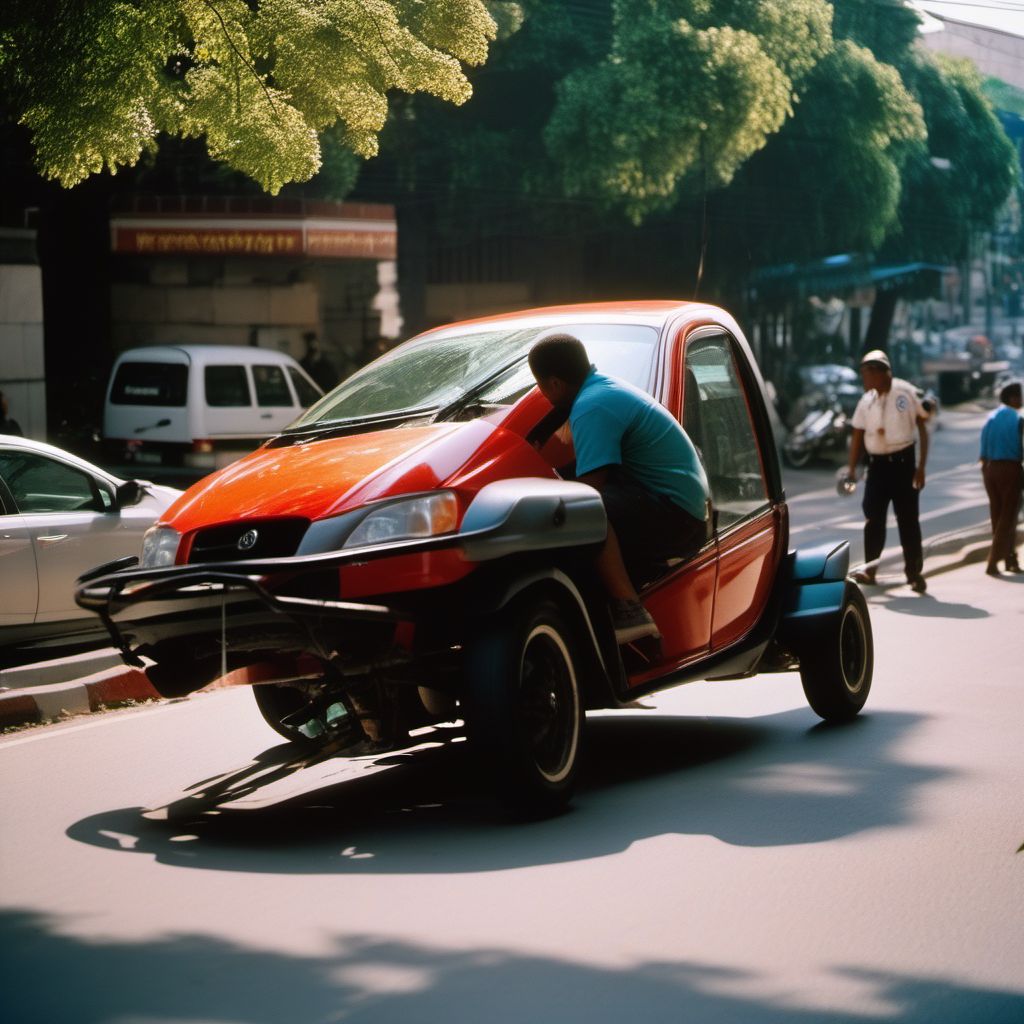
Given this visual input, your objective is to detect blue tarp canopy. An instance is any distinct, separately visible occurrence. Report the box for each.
[748,254,951,299]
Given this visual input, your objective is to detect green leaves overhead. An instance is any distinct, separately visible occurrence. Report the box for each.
[1,0,500,192]
[545,0,833,220]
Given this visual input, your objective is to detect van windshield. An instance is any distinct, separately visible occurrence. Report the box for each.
[288,323,660,429]
[111,362,188,407]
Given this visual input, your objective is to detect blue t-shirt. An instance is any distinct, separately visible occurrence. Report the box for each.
[980,404,1023,461]
[570,369,709,520]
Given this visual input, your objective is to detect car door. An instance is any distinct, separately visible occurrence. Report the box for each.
[682,330,779,651]
[0,472,38,626]
[252,363,300,434]
[0,450,132,622]
[202,363,257,438]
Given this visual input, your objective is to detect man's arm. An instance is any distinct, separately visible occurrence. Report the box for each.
[914,416,928,490]
[846,428,865,480]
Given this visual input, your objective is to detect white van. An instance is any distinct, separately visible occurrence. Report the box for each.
[103,345,324,471]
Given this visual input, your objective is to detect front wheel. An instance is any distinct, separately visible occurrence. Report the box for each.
[253,684,324,746]
[799,583,873,722]
[462,598,584,815]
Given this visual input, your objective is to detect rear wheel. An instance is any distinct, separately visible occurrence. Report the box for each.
[799,583,873,721]
[783,438,814,469]
[462,598,584,815]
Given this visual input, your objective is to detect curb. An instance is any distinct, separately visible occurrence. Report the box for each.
[0,656,317,731]
[0,664,160,729]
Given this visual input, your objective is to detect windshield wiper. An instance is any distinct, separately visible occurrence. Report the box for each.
[431,355,530,424]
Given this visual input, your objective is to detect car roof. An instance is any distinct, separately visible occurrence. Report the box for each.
[0,433,123,485]
[416,300,719,338]
[115,345,300,366]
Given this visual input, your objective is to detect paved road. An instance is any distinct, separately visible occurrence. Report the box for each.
[2,554,1022,1023]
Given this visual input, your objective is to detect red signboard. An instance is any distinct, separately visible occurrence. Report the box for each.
[111,221,397,260]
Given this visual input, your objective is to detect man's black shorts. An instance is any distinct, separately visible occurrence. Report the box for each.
[596,468,707,587]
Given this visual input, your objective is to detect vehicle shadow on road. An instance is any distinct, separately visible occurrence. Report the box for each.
[3,910,1023,1024]
[66,707,949,876]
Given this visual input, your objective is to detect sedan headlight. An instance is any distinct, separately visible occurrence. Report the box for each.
[343,492,459,548]
[141,525,182,567]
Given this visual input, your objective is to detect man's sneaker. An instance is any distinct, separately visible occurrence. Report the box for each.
[851,569,876,585]
[611,599,661,644]
[909,574,927,593]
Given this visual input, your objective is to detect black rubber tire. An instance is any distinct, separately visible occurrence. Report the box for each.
[783,440,814,469]
[462,598,584,815]
[799,583,873,722]
[252,684,323,746]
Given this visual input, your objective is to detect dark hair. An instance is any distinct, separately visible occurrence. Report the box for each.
[1000,381,1022,404]
[302,330,317,344]
[528,333,591,388]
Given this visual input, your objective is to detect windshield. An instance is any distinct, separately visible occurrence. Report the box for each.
[289,323,660,430]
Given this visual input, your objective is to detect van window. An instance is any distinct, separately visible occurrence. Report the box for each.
[205,365,252,407]
[110,362,188,406]
[287,367,322,408]
[253,365,293,407]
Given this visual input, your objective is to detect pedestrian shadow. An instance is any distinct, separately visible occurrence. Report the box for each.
[66,706,950,876]
[3,910,1023,1024]
[874,593,989,619]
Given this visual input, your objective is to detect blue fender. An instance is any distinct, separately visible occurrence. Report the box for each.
[781,541,850,628]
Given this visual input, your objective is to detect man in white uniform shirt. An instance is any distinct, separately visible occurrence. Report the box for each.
[843,349,930,592]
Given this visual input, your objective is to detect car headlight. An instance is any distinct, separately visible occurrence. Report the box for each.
[343,492,459,548]
[141,525,182,567]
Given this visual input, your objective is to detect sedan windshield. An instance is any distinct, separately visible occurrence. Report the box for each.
[288,323,660,430]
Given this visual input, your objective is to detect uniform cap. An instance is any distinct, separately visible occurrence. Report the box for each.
[860,349,891,370]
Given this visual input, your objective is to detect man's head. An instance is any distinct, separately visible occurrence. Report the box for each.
[302,331,319,356]
[859,349,892,392]
[528,333,591,410]
[999,380,1022,409]
[0,390,8,417]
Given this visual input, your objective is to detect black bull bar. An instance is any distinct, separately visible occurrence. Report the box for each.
[74,480,609,696]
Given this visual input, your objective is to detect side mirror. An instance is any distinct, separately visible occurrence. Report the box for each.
[115,479,145,509]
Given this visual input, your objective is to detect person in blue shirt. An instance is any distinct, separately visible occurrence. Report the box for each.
[528,333,709,643]
[980,380,1023,575]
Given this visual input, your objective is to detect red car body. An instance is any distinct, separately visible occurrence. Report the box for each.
[78,302,872,811]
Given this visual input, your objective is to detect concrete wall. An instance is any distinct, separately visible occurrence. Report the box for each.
[0,231,45,439]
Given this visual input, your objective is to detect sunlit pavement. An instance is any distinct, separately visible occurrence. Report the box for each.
[1,550,1022,1022]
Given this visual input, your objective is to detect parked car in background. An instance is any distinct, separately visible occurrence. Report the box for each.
[103,345,324,473]
[78,301,874,813]
[0,436,180,666]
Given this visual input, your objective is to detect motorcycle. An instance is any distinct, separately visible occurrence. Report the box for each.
[783,398,850,469]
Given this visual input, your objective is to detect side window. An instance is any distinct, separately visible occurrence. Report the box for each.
[205,365,252,407]
[683,334,768,530]
[0,452,103,513]
[253,364,294,407]
[287,366,322,408]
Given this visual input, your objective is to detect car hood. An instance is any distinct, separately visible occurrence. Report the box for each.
[163,422,495,533]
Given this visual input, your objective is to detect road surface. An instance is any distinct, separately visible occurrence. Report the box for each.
[2,556,1022,1022]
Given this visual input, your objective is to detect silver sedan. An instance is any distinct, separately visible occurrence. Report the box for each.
[0,435,180,665]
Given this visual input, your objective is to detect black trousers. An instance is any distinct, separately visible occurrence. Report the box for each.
[598,469,707,589]
[862,445,923,579]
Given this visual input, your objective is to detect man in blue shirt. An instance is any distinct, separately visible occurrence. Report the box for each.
[528,333,709,643]
[980,380,1023,575]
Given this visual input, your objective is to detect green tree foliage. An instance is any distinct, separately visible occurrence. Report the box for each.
[0,0,500,193]
[727,39,926,265]
[889,55,1018,262]
[544,0,834,221]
